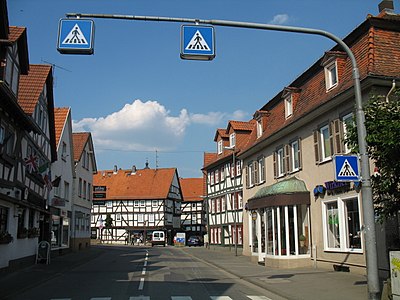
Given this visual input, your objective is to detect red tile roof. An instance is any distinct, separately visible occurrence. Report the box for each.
[8,26,24,43]
[180,178,203,202]
[93,168,178,200]
[54,107,70,148]
[72,132,90,162]
[18,64,52,115]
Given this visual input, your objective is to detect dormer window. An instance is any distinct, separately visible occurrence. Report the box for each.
[321,51,346,92]
[229,133,236,148]
[253,110,269,139]
[256,119,262,138]
[217,140,223,154]
[285,94,293,119]
[324,60,338,90]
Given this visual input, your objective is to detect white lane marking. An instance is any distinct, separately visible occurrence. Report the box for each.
[247,296,272,300]
[142,268,146,275]
[171,297,193,300]
[144,260,148,267]
[129,296,150,300]
[210,297,233,300]
[138,277,145,290]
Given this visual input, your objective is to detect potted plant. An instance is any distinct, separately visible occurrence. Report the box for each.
[0,231,13,244]
[299,234,306,247]
[17,227,28,239]
[28,227,40,238]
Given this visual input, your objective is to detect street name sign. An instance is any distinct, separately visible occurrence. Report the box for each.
[57,18,95,54]
[181,25,215,60]
[334,155,360,181]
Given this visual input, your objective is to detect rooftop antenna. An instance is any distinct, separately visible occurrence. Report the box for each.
[41,59,72,87]
[155,149,159,170]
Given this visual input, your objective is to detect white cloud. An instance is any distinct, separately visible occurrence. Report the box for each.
[269,14,290,25]
[72,99,250,152]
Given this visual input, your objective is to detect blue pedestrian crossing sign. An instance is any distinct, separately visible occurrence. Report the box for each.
[57,19,95,54]
[181,25,215,61]
[334,155,360,181]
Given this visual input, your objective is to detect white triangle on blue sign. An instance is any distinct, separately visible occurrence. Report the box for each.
[185,30,210,51]
[62,24,88,45]
[338,159,357,177]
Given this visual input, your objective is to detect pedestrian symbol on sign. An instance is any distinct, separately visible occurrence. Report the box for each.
[338,159,357,177]
[62,24,88,45]
[185,30,210,51]
[334,155,360,181]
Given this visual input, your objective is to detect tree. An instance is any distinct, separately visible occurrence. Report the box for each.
[346,88,400,219]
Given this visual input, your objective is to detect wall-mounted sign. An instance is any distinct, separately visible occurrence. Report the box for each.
[94,186,106,192]
[93,200,105,205]
[93,193,106,198]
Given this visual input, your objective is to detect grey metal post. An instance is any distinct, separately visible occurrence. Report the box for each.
[66,13,380,299]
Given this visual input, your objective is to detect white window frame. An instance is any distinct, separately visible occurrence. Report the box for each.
[256,119,263,138]
[319,125,331,161]
[220,165,225,181]
[134,200,139,207]
[258,156,265,183]
[321,195,363,253]
[247,162,254,187]
[229,133,236,148]
[290,140,300,172]
[152,200,158,207]
[277,148,285,177]
[325,60,338,90]
[342,113,353,154]
[217,140,223,154]
[285,94,293,118]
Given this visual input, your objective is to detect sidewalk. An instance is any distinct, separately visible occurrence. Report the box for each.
[0,244,370,300]
[181,246,369,300]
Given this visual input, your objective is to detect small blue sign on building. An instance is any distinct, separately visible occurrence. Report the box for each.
[181,25,215,61]
[57,19,95,54]
[334,155,360,182]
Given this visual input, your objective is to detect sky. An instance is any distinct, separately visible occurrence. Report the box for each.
[8,0,396,178]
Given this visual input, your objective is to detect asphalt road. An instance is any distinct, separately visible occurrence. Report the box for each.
[7,245,275,300]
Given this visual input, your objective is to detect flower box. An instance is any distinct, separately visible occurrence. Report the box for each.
[0,231,13,244]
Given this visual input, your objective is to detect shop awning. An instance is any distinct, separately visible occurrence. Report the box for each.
[247,176,310,210]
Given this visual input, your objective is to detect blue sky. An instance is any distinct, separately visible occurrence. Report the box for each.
[8,0,394,178]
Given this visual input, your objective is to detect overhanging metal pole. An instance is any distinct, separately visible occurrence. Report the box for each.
[66,13,380,298]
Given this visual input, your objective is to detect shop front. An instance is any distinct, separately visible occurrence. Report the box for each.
[247,177,311,268]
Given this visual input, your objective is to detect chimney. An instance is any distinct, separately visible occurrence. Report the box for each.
[379,0,394,13]
[131,165,137,175]
[113,165,118,174]
[144,160,150,169]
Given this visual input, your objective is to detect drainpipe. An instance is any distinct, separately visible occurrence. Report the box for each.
[386,80,396,103]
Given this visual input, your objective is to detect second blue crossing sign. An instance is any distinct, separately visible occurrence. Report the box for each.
[181,25,215,61]
[57,19,95,54]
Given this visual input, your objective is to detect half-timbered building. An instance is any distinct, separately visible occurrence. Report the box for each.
[91,166,182,245]
[179,177,205,238]
[203,120,254,249]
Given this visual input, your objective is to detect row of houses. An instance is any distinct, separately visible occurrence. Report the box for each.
[90,166,205,245]
[203,3,400,276]
[0,0,97,272]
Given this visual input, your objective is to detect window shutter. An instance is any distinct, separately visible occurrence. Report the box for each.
[313,130,320,163]
[273,151,277,178]
[284,144,290,174]
[254,160,259,184]
[333,118,343,154]
[329,122,334,156]
[298,138,302,170]
[245,165,249,188]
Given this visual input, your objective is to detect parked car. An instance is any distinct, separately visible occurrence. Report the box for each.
[187,235,203,247]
